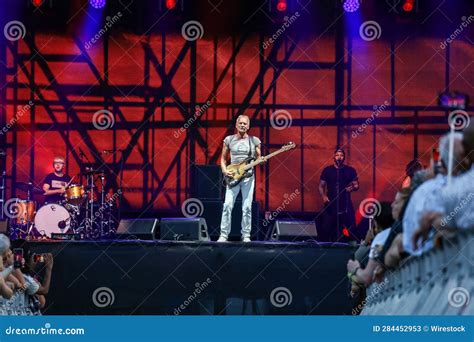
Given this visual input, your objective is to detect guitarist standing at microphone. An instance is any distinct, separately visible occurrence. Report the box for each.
[218,115,262,242]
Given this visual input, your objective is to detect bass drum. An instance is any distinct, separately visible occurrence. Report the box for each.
[34,203,71,237]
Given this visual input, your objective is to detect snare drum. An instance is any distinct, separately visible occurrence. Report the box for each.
[65,184,85,205]
[12,200,36,225]
[34,203,71,237]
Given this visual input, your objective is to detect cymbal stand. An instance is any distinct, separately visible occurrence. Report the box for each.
[26,181,34,201]
[25,182,36,239]
[99,172,105,238]
[85,171,96,239]
[118,150,124,223]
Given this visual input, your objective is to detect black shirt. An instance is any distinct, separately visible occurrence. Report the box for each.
[43,173,71,203]
[320,165,358,213]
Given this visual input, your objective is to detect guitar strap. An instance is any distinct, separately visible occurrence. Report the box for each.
[245,136,255,178]
[247,135,254,159]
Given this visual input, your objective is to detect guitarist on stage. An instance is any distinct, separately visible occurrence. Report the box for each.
[218,115,262,242]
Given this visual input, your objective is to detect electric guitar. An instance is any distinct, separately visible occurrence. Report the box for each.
[224,142,296,188]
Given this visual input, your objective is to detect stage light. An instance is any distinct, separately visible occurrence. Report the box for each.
[439,91,469,110]
[90,0,106,9]
[276,0,287,12]
[31,0,44,7]
[165,0,176,10]
[402,0,414,12]
[343,0,360,13]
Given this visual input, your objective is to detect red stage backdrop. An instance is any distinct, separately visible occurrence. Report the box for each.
[3,32,474,214]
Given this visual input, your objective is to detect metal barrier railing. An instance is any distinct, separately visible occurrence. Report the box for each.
[361,228,473,315]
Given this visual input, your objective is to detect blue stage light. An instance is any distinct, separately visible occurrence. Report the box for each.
[90,0,106,9]
[343,0,360,13]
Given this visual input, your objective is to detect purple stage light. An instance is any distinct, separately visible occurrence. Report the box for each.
[90,0,106,9]
[343,0,360,13]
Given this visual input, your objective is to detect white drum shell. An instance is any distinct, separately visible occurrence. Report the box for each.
[34,204,71,237]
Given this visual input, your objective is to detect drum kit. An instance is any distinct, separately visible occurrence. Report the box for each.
[7,168,117,241]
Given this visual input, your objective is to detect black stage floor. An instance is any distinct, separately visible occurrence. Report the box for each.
[27,240,355,315]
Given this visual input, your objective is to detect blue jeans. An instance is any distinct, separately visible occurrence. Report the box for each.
[219,175,254,239]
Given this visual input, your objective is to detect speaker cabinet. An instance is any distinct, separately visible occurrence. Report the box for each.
[271,220,318,242]
[160,218,210,242]
[191,165,224,200]
[116,218,159,240]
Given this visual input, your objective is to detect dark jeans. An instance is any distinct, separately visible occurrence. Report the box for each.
[321,204,356,242]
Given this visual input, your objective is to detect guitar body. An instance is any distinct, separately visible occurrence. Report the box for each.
[224,157,254,188]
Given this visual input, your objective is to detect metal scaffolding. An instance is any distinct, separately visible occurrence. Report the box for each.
[1,13,471,213]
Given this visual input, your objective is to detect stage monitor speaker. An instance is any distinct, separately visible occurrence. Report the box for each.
[116,218,158,240]
[191,165,224,200]
[272,220,318,242]
[160,218,210,242]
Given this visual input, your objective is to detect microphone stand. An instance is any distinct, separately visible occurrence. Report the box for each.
[78,149,95,238]
[79,150,84,186]
[0,171,5,220]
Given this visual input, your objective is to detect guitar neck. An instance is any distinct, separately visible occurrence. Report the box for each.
[244,148,287,170]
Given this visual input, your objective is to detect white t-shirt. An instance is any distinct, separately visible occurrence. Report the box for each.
[439,166,474,230]
[23,274,40,296]
[368,229,391,259]
[402,174,445,256]
[223,135,261,164]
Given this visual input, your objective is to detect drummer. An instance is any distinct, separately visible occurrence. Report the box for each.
[42,156,71,204]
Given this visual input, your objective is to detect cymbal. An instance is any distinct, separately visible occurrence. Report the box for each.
[15,182,44,194]
[80,167,108,175]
